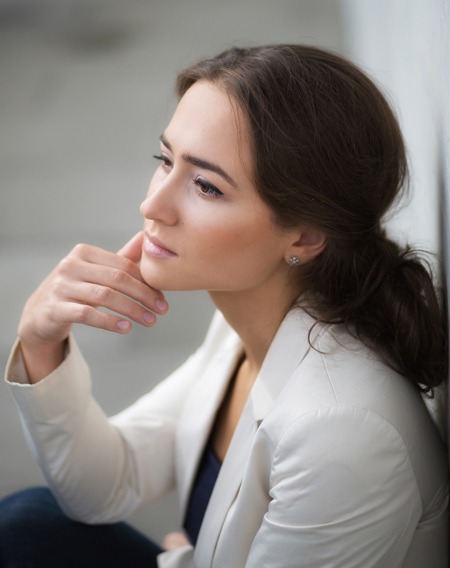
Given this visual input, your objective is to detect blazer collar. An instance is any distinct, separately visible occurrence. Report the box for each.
[249,307,316,422]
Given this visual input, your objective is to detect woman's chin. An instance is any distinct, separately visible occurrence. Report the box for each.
[140,264,168,291]
[139,260,213,292]
[139,265,185,292]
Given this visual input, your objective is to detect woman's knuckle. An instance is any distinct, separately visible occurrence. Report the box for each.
[74,304,92,322]
[110,268,125,285]
[123,258,136,272]
[56,257,69,272]
[71,243,89,258]
[49,274,65,297]
[57,256,79,277]
[94,285,111,302]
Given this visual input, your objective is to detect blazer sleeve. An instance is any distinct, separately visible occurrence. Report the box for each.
[4,334,207,524]
[245,406,446,568]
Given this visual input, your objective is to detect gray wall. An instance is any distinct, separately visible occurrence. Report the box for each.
[0,0,344,542]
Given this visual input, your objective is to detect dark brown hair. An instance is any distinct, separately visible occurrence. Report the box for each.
[176,45,447,393]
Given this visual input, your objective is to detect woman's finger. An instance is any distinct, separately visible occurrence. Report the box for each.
[66,281,158,327]
[65,302,150,334]
[67,243,143,283]
[117,231,144,263]
[57,256,167,315]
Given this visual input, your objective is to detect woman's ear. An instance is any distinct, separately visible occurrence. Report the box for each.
[286,227,327,264]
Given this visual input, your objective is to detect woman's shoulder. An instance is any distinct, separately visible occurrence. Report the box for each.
[260,318,448,505]
[273,319,440,437]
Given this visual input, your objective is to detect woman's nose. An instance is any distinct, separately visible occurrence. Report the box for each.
[140,179,178,226]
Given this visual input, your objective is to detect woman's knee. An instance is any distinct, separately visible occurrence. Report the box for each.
[0,487,163,567]
[0,487,64,533]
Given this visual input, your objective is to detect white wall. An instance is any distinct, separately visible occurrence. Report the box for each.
[341,0,448,253]
[340,0,450,439]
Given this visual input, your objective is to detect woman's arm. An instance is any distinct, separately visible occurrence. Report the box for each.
[6,300,228,525]
[4,232,179,520]
[5,332,206,524]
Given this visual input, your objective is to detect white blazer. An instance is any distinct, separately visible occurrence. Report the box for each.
[5,309,449,567]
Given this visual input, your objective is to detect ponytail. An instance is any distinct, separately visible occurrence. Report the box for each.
[299,232,448,393]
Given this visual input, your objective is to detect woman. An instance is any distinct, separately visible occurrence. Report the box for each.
[1,45,448,567]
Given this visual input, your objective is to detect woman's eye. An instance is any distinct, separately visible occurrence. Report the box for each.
[193,176,224,198]
[152,153,172,169]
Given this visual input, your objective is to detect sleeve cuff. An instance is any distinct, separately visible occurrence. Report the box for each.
[4,337,31,385]
[3,334,91,423]
[4,337,71,386]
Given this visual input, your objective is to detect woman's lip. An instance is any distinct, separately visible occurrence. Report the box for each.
[143,233,177,258]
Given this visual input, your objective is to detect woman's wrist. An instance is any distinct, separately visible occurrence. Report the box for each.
[19,337,67,384]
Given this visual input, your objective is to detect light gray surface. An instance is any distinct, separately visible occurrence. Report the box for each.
[0,0,344,543]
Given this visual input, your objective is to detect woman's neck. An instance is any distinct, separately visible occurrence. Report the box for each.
[209,279,298,373]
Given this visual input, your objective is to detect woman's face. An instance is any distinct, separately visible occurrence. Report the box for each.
[140,80,298,293]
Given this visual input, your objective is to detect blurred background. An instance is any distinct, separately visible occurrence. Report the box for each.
[1,0,449,544]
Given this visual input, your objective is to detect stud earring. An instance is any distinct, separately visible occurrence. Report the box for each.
[287,255,300,266]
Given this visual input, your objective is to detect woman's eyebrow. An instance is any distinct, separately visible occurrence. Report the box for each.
[159,133,237,188]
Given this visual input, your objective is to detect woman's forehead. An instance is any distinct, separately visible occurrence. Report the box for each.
[164,81,253,180]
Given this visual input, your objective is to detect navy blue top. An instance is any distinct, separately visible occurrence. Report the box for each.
[183,441,222,545]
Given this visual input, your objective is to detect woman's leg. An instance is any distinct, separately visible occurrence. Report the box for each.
[0,487,163,568]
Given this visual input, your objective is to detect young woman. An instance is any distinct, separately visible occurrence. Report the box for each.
[1,45,448,568]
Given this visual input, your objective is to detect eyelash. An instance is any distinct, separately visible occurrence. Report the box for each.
[152,153,172,168]
[193,176,224,198]
[152,154,224,199]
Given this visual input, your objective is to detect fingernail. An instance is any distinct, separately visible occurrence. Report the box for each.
[156,299,168,313]
[117,320,131,331]
[143,311,156,324]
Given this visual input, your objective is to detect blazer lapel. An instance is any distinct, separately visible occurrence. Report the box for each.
[176,332,243,518]
[195,308,316,566]
[195,396,257,566]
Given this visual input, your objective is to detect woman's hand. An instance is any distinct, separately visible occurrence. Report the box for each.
[162,531,191,551]
[18,232,168,382]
